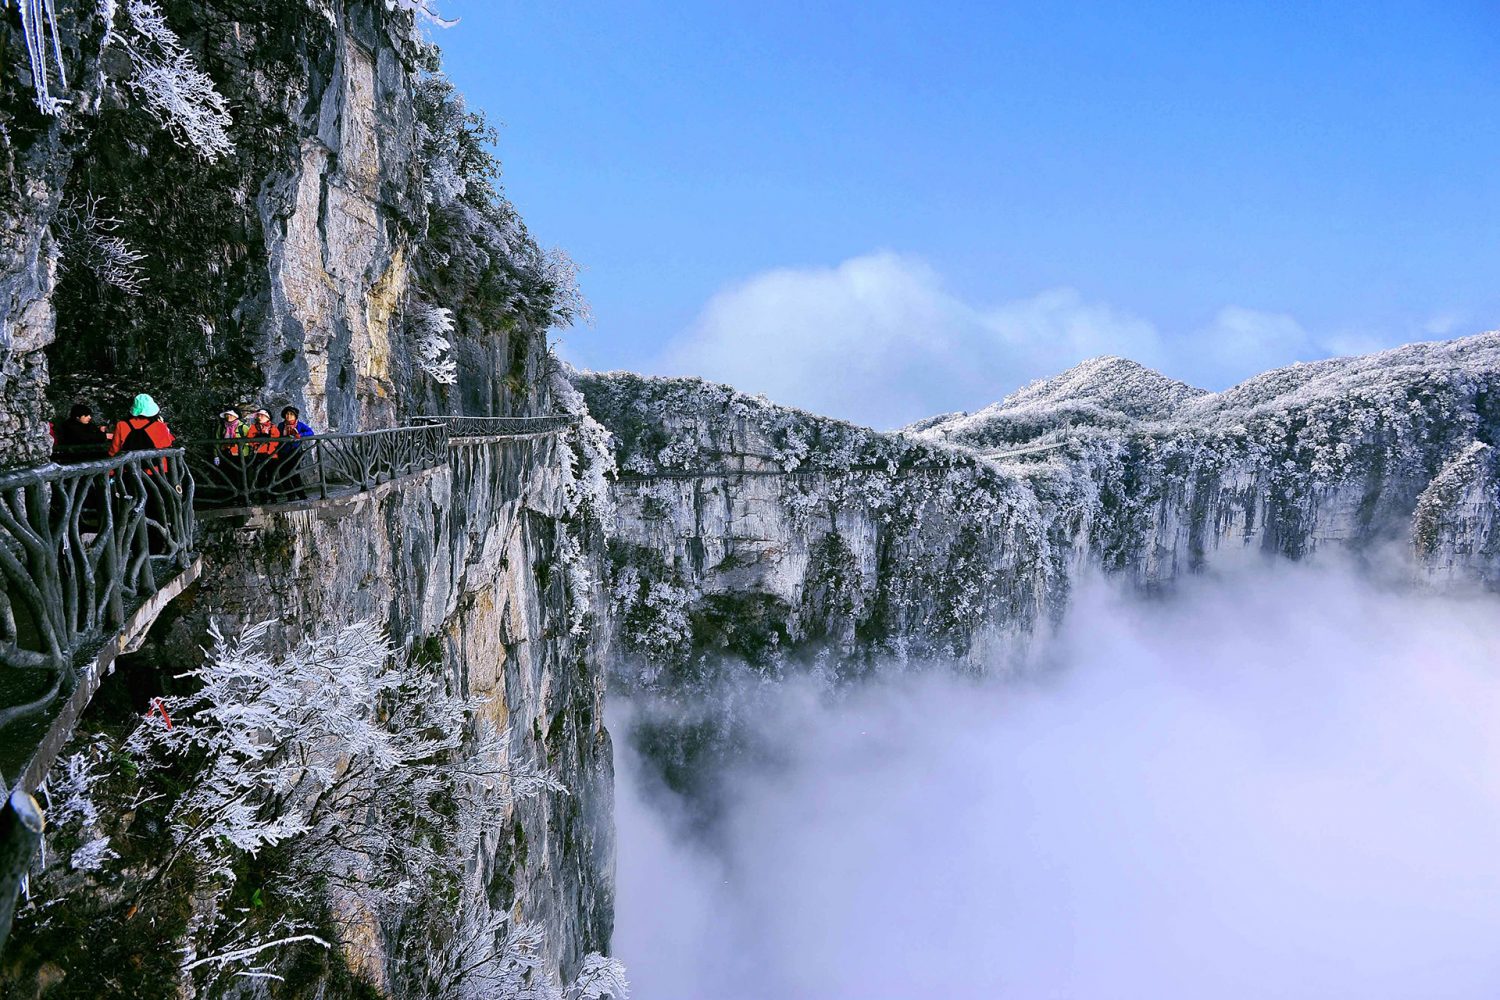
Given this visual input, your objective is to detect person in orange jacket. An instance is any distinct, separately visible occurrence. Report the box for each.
[243,409,280,452]
[243,409,281,501]
[109,394,175,473]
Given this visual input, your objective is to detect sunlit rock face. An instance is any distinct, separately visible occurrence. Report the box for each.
[190,432,614,988]
[0,1,614,994]
[580,332,1500,681]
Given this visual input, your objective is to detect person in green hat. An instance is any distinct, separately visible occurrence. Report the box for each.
[109,393,176,468]
[107,394,178,554]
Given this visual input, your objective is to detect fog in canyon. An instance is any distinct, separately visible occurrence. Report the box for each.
[614,562,1500,999]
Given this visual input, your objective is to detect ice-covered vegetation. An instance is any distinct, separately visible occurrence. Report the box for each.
[11,0,235,154]
[386,0,455,29]
[54,193,147,294]
[412,74,587,335]
[403,73,589,394]
[116,0,235,160]
[412,301,460,384]
[17,619,623,998]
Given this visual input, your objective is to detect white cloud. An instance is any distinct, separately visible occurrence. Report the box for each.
[650,252,1414,428]
[657,253,990,429]
[1190,305,1322,386]
[614,565,1500,999]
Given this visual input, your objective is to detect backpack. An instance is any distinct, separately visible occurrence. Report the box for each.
[120,416,160,453]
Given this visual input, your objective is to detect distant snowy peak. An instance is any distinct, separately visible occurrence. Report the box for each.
[909,356,1206,449]
[1182,331,1500,422]
[998,356,1207,418]
[911,333,1500,450]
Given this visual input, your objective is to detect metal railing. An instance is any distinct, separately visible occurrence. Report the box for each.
[0,450,195,728]
[183,423,450,511]
[412,414,578,438]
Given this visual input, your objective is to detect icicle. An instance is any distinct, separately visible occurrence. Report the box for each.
[6,0,70,114]
[41,0,67,91]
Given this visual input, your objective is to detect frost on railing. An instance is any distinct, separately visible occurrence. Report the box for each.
[0,449,194,729]
[6,0,69,114]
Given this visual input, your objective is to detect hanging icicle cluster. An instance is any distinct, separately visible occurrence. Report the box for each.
[5,0,69,114]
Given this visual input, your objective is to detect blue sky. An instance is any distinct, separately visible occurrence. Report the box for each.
[437,1,1500,427]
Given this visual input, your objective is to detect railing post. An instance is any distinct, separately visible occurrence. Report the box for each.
[315,438,328,500]
[0,789,44,955]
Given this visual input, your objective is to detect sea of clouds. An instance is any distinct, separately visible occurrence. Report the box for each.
[613,564,1500,999]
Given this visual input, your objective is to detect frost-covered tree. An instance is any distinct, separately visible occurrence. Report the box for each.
[413,75,588,335]
[411,299,460,384]
[55,194,148,295]
[17,618,606,994]
[124,620,563,922]
[115,0,235,160]
[422,894,629,1000]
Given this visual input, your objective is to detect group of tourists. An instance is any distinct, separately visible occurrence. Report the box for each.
[216,406,316,501]
[51,395,318,504]
[51,394,175,464]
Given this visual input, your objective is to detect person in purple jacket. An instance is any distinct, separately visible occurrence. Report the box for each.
[276,406,315,499]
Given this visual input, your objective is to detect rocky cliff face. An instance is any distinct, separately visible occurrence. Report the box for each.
[1,2,615,996]
[182,431,614,991]
[581,333,1500,683]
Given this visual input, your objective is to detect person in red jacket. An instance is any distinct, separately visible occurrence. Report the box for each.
[109,394,175,472]
[108,393,176,552]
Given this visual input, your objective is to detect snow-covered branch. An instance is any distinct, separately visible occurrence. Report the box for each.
[55,194,148,295]
[412,300,459,384]
[115,0,234,160]
[387,0,457,28]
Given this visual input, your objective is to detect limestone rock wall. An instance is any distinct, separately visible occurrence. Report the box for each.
[186,432,613,987]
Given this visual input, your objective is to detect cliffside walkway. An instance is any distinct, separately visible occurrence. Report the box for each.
[0,412,578,947]
[185,414,578,516]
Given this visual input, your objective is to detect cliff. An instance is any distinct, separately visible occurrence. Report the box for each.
[0,2,615,997]
[581,332,1500,680]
